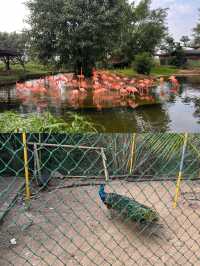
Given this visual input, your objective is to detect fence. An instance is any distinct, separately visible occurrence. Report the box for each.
[0,133,200,265]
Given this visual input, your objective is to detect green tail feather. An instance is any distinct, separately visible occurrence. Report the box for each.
[105,193,159,223]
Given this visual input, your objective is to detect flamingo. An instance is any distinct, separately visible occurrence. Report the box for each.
[126,86,138,95]
[31,85,47,94]
[130,78,136,85]
[111,82,121,90]
[120,88,128,97]
[169,76,179,88]
[137,82,146,96]
[93,88,107,110]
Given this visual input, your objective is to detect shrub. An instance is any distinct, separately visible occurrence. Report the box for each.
[134,52,153,75]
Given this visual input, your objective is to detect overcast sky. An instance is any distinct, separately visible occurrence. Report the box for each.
[0,0,199,40]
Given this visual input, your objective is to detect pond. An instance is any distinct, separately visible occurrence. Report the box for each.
[0,74,200,132]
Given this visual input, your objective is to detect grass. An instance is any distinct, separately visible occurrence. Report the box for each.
[111,65,179,77]
[0,62,60,86]
[0,111,98,133]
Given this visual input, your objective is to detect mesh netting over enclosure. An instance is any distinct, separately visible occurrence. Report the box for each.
[1,133,200,265]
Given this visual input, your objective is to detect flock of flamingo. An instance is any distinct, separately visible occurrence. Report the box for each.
[15,69,180,110]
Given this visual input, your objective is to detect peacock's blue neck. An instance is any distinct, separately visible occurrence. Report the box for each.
[99,184,106,203]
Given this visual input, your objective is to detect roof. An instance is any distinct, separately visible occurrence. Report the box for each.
[0,49,22,57]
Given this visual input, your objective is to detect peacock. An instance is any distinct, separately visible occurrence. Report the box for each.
[99,184,159,224]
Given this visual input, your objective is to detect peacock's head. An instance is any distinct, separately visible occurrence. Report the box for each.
[99,184,106,203]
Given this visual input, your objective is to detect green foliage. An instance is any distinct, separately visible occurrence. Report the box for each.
[25,0,168,75]
[26,0,128,76]
[0,112,97,133]
[160,37,187,68]
[160,36,176,54]
[106,193,159,223]
[170,43,187,68]
[180,36,191,47]
[117,0,168,63]
[0,31,27,52]
[134,52,153,75]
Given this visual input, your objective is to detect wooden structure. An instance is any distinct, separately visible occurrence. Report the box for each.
[0,49,24,71]
[108,56,129,69]
[158,48,200,65]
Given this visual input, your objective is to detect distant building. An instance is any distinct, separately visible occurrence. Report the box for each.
[157,48,200,65]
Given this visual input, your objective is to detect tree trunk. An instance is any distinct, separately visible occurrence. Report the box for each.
[5,56,10,71]
[74,59,94,77]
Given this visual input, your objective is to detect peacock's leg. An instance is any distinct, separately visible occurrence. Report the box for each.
[107,208,116,220]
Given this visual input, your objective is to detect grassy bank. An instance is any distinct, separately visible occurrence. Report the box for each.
[0,111,98,133]
[0,63,64,86]
[111,65,179,77]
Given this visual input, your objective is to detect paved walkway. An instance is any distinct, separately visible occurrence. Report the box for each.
[0,177,24,221]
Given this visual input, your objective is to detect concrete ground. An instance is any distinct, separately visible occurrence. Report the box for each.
[0,176,24,221]
[0,180,200,266]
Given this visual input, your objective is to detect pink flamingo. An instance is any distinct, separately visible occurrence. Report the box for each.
[169,76,179,88]
[126,86,138,95]
[120,88,128,97]
[137,81,146,96]
[111,82,121,90]
[31,85,47,94]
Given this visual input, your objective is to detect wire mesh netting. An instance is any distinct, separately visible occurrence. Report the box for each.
[1,133,200,265]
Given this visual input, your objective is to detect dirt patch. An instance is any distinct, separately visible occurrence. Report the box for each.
[0,180,200,266]
[178,69,200,76]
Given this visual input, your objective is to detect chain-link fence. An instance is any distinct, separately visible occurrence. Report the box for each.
[1,133,200,265]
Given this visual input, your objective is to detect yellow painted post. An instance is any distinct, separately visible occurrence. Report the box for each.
[173,133,188,208]
[129,134,136,174]
[101,148,109,183]
[22,132,31,201]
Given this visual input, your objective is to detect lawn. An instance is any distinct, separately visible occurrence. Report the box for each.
[112,65,179,77]
[0,62,60,86]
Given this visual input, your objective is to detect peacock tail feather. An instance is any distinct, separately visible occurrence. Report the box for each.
[105,193,159,223]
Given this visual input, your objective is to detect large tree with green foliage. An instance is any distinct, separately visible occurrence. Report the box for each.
[180,35,191,47]
[0,31,27,52]
[115,0,168,63]
[0,32,27,70]
[26,0,129,76]
[160,37,187,68]
[193,9,200,47]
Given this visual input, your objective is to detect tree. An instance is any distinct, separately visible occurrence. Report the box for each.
[170,43,187,68]
[26,0,129,76]
[160,36,176,53]
[193,9,200,47]
[180,36,191,47]
[0,31,27,52]
[0,32,27,71]
[117,0,168,63]
[160,37,187,68]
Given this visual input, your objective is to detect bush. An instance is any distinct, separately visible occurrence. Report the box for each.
[134,52,153,75]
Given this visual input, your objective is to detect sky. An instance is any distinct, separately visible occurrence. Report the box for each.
[0,0,199,40]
